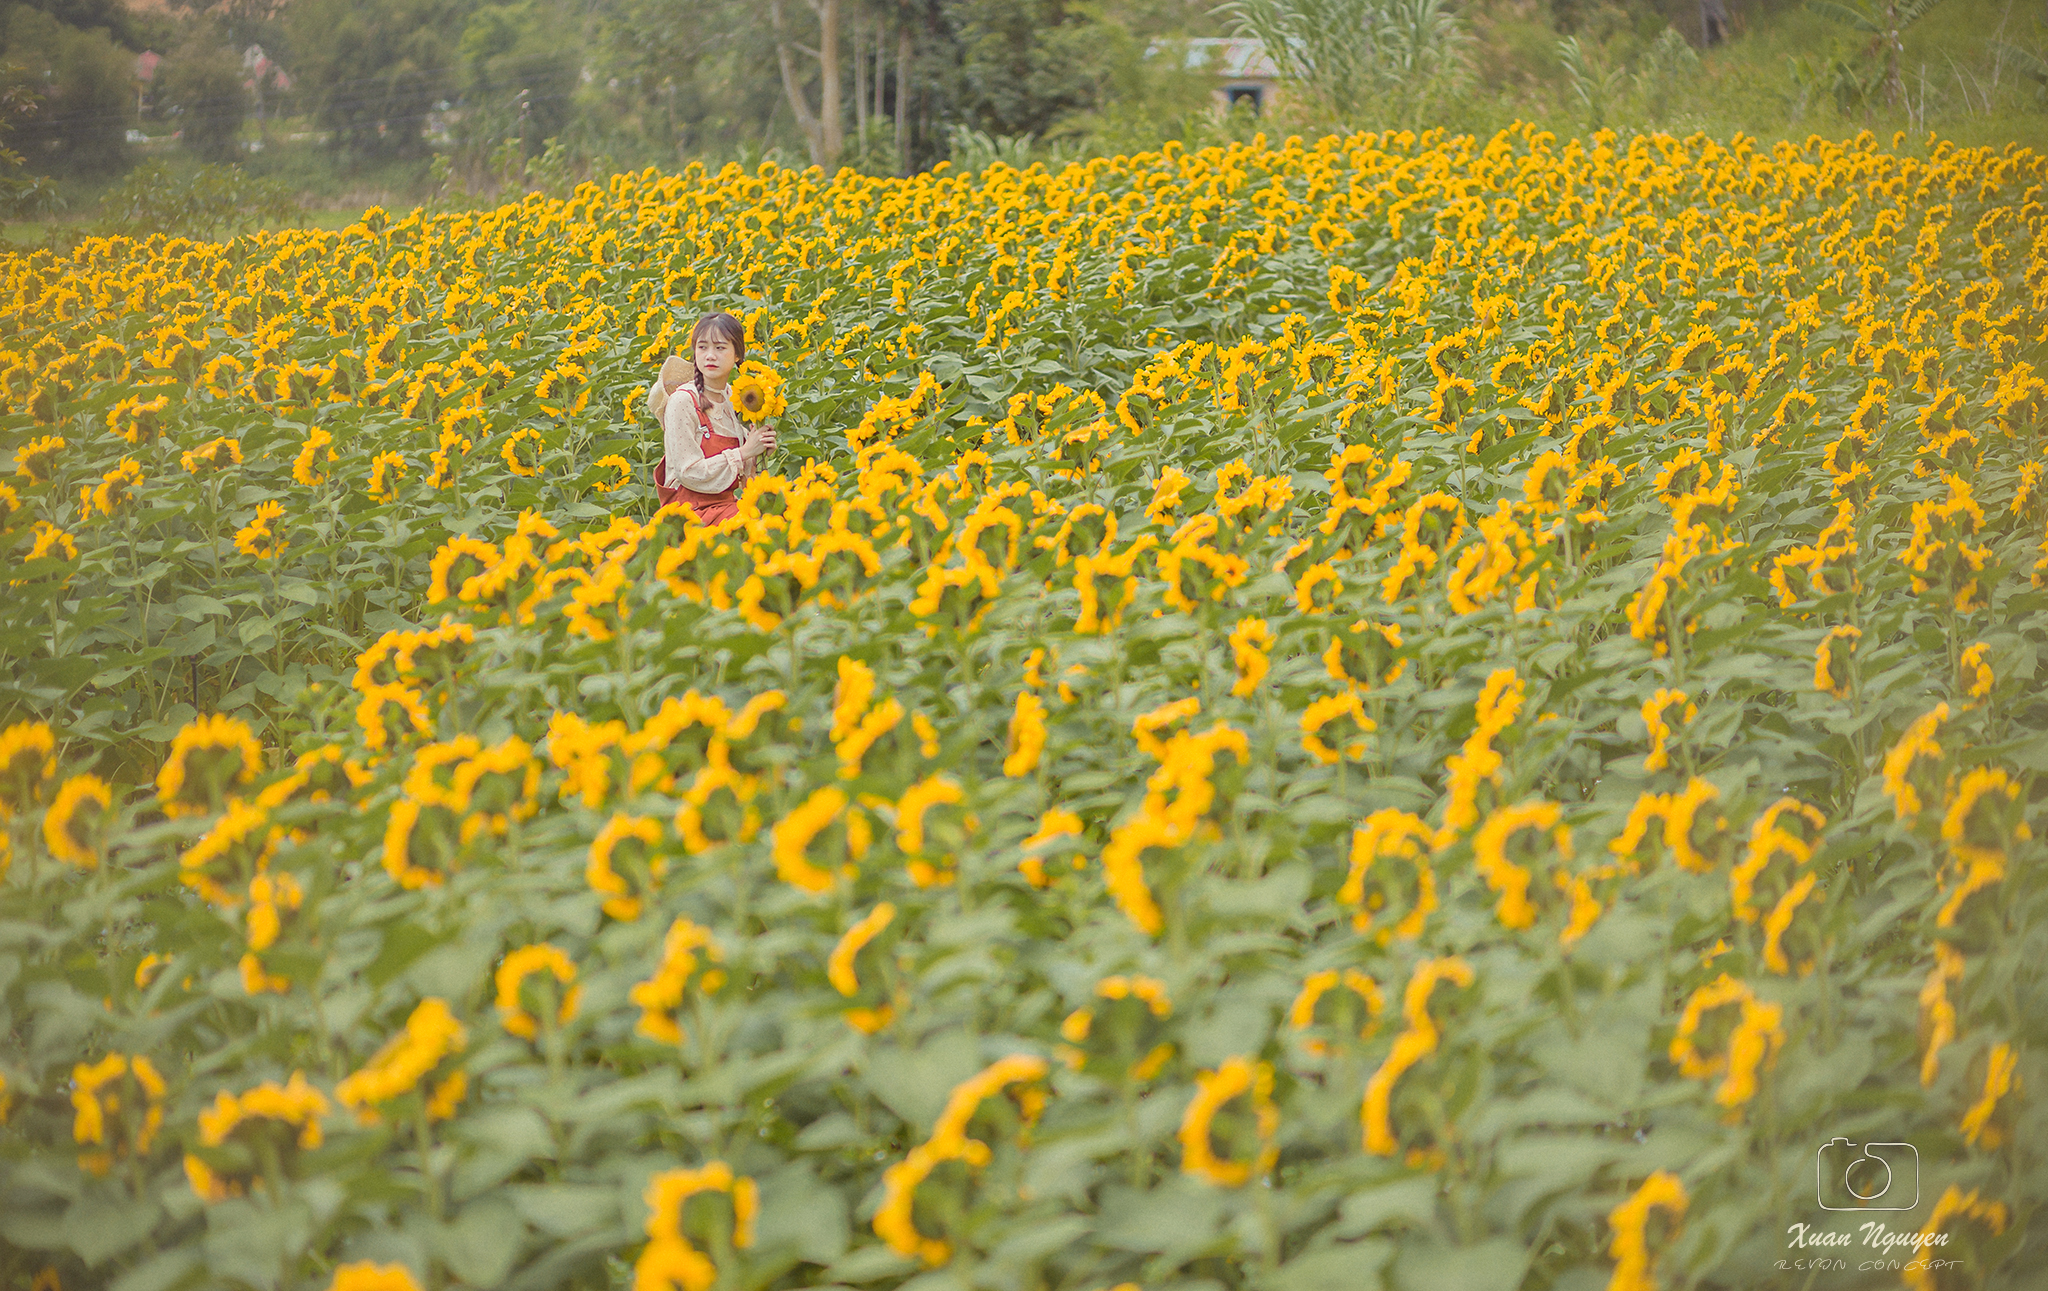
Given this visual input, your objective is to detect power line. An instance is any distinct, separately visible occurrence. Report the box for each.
[19,79,635,136]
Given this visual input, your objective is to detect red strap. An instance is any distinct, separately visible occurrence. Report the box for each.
[685,385,715,436]
[656,386,737,511]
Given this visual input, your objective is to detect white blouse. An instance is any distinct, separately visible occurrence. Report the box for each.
[661,381,753,495]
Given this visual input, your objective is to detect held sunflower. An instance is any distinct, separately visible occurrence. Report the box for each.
[729,360,787,421]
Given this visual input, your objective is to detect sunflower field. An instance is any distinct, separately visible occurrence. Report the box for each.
[2,124,2045,1291]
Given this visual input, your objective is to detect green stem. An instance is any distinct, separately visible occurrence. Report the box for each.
[254,1131,287,1205]
[617,622,641,725]
[205,475,223,586]
[416,1101,443,1224]
[1941,600,1959,692]
[1122,1080,1145,1187]
[269,564,285,679]
[955,629,974,700]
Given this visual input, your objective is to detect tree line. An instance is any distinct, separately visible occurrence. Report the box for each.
[0,0,1227,186]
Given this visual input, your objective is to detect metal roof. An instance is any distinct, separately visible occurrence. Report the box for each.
[1145,37,1281,80]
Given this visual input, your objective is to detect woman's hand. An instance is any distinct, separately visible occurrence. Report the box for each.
[739,422,777,464]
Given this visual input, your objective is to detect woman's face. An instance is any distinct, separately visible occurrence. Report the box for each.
[694,330,737,385]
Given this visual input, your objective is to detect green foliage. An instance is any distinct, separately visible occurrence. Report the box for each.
[0,4,134,174]
[283,0,466,161]
[844,118,902,178]
[0,63,60,221]
[944,123,1063,174]
[581,0,788,169]
[1042,32,1230,159]
[1220,0,1472,128]
[455,2,582,159]
[1807,0,1952,106]
[156,38,249,165]
[1555,24,1696,131]
[1555,34,1624,129]
[1,126,2045,1291]
[1996,37,2048,105]
[1786,43,1883,117]
[931,0,1123,139]
[1630,25,1698,118]
[92,159,299,241]
[8,0,149,45]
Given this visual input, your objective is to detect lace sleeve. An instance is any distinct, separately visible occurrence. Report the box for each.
[662,387,742,494]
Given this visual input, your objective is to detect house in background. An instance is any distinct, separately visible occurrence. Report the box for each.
[1149,37,1282,116]
[134,49,161,118]
[243,45,292,119]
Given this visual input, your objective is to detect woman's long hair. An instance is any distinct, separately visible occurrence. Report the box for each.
[689,313,746,392]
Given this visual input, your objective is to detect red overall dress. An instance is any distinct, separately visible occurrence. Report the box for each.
[654,385,743,525]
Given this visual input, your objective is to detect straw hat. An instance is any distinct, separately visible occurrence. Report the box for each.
[647,353,695,421]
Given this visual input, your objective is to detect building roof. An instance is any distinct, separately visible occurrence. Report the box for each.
[1147,37,1280,81]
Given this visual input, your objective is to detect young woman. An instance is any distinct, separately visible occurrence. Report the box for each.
[647,312,777,525]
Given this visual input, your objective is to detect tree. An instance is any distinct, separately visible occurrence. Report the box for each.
[457,2,581,162]
[1807,0,1948,108]
[769,0,846,169]
[158,36,247,163]
[285,0,466,160]
[894,0,911,171]
[8,0,152,48]
[582,0,801,172]
[0,64,58,218]
[0,5,134,173]
[924,0,1114,141]
[556,0,1225,177]
[1219,0,1469,127]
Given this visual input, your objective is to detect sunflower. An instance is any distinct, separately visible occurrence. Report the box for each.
[0,719,57,820]
[495,944,582,1040]
[292,429,334,487]
[155,713,264,818]
[1178,1056,1279,1187]
[44,774,111,868]
[502,428,545,477]
[110,394,168,444]
[17,522,78,586]
[367,451,407,502]
[91,459,145,517]
[14,434,65,483]
[588,455,633,494]
[180,437,242,476]
[729,361,787,421]
[1301,693,1374,764]
[234,502,288,560]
